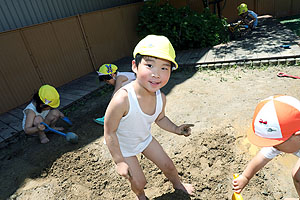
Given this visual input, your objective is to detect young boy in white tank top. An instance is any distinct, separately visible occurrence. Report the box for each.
[104,35,195,200]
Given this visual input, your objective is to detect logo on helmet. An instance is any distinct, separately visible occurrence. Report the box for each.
[44,98,52,105]
[105,64,113,74]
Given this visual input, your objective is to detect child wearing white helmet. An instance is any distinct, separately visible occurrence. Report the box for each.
[233,95,300,199]
[104,35,194,199]
[22,85,64,144]
[94,64,136,125]
[237,3,258,30]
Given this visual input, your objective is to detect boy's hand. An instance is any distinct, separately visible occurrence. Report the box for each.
[176,124,194,137]
[37,124,45,131]
[232,174,249,193]
[116,161,131,179]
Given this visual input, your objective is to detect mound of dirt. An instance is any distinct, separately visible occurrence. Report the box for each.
[1,65,300,199]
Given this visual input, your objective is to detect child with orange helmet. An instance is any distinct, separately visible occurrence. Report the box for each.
[104,35,195,199]
[94,64,136,125]
[233,95,300,199]
[237,3,258,30]
[22,85,64,143]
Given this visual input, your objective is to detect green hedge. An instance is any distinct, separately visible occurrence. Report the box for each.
[137,1,229,50]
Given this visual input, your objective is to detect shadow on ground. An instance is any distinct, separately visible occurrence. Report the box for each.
[153,189,191,200]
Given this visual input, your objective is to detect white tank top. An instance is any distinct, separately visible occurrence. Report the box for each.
[116,72,136,86]
[116,82,163,157]
[22,102,50,130]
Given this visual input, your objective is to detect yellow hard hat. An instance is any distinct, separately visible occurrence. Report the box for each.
[98,64,118,76]
[133,35,178,70]
[38,85,60,108]
[237,3,248,15]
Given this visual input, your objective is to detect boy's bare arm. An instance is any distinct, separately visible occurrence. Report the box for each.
[233,151,271,193]
[24,110,45,134]
[112,76,128,97]
[242,151,271,180]
[246,14,256,27]
[104,89,129,164]
[155,93,193,136]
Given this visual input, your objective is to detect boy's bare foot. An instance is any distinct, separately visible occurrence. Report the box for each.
[175,183,195,196]
[39,133,49,144]
[182,183,195,196]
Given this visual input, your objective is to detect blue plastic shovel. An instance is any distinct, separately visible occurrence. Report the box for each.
[41,122,78,144]
[61,116,72,126]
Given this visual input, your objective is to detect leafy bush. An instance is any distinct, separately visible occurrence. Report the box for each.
[137,0,229,50]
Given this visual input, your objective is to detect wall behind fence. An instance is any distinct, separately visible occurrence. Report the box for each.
[0,2,143,114]
[0,0,142,33]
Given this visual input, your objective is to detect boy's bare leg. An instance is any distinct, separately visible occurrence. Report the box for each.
[33,116,49,143]
[124,156,148,200]
[291,158,300,199]
[142,138,194,195]
[38,132,49,143]
[45,109,64,130]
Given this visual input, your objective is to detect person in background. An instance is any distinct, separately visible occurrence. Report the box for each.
[237,3,258,30]
[233,95,300,200]
[94,64,136,125]
[22,84,64,144]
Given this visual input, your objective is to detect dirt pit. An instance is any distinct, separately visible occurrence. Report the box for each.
[1,65,300,199]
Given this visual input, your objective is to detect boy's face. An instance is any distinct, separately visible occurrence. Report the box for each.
[274,133,300,153]
[132,56,171,92]
[240,12,247,18]
[104,74,116,86]
[40,104,51,110]
[105,78,115,86]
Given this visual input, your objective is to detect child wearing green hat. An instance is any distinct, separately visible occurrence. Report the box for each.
[237,3,258,30]
[94,64,136,125]
[104,35,194,199]
[22,85,64,144]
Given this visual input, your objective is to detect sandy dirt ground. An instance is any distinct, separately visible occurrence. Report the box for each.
[1,65,300,200]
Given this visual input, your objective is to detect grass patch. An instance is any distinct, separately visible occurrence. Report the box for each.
[279,14,300,37]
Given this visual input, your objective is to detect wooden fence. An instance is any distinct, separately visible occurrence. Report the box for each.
[0,2,143,114]
[0,0,298,114]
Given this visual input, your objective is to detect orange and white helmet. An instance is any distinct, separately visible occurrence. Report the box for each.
[247,95,300,147]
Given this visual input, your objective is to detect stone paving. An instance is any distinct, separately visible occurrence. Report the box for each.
[176,16,300,68]
[0,16,299,146]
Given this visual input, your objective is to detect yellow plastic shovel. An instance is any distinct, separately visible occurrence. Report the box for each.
[232,174,244,200]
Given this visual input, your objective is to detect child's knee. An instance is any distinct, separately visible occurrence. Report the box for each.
[163,160,177,172]
[49,109,61,119]
[131,177,147,192]
[33,116,44,126]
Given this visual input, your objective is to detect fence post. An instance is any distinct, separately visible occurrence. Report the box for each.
[19,29,45,84]
[76,14,97,72]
